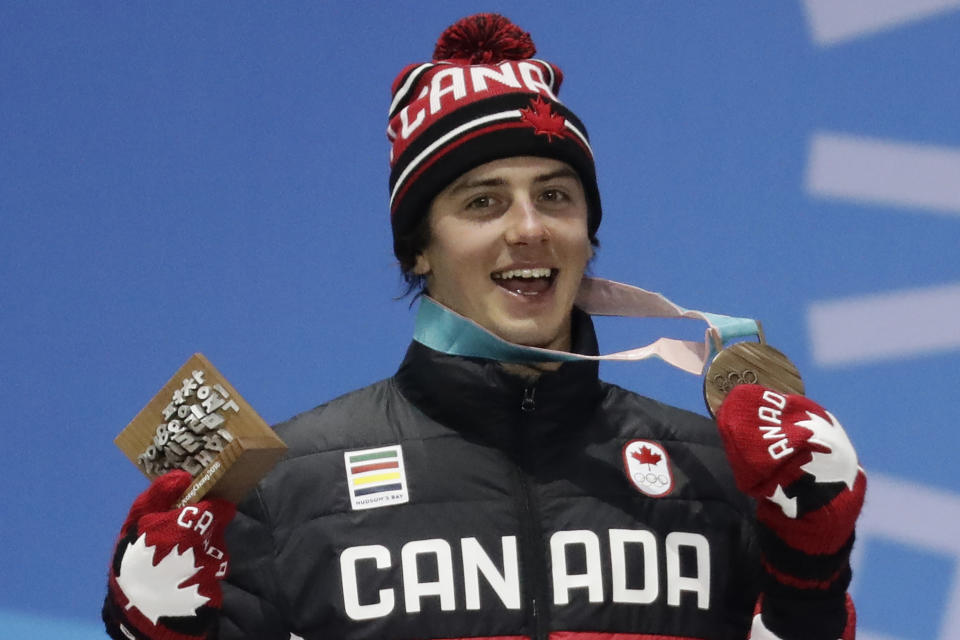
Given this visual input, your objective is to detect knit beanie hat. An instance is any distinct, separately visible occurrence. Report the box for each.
[388,14,602,265]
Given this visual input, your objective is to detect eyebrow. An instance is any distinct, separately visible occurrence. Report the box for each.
[447,168,581,195]
[534,167,581,184]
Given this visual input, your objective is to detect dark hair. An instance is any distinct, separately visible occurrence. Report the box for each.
[395,209,433,298]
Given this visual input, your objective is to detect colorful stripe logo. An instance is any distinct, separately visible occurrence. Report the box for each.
[344,445,409,510]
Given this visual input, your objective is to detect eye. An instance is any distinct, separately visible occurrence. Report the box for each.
[539,188,569,203]
[465,195,496,210]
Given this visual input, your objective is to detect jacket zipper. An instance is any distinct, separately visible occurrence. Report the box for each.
[517,385,549,640]
[521,386,537,412]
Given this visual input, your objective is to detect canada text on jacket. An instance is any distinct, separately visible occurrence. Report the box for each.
[339,528,710,620]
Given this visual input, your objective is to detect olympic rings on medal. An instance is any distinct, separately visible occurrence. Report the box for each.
[711,369,759,394]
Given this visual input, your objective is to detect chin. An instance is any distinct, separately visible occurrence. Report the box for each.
[492,318,566,350]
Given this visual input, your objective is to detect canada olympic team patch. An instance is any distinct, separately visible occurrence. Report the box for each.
[623,440,674,497]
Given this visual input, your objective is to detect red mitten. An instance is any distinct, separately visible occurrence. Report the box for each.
[716,385,866,640]
[103,470,236,640]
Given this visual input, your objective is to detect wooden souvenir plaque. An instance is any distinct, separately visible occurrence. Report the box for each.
[115,353,287,508]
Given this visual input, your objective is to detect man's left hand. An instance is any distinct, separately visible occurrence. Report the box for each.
[716,384,866,639]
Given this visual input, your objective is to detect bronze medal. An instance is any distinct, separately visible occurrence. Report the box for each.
[704,341,804,418]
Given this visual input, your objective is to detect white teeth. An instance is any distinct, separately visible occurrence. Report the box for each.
[493,267,553,280]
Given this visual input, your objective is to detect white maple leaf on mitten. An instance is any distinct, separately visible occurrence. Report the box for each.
[116,532,209,624]
[795,410,859,489]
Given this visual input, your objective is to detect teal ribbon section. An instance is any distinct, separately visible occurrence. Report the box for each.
[701,311,761,359]
[414,297,580,363]
[701,312,760,342]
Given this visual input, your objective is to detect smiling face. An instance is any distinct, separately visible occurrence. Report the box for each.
[414,156,593,351]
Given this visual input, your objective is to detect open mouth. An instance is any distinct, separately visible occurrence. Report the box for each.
[491,267,557,296]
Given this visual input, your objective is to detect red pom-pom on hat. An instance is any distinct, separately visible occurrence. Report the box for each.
[433,13,536,63]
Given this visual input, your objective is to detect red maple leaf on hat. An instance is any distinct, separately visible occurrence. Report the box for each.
[632,446,662,467]
[520,96,566,141]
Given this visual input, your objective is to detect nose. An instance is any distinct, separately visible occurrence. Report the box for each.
[504,195,549,245]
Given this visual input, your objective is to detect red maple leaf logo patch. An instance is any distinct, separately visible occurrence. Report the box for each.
[520,96,567,141]
[632,446,662,467]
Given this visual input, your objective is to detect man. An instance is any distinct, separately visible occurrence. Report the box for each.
[104,14,864,640]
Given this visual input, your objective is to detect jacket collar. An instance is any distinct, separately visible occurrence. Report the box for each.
[395,308,604,443]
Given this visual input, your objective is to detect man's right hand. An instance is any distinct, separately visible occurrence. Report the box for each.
[103,470,236,640]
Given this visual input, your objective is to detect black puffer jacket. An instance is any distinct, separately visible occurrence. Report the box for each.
[219,311,760,639]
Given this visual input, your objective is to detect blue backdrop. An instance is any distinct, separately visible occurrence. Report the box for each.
[2,3,958,639]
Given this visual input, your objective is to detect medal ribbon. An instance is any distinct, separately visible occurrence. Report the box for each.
[413,277,759,375]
